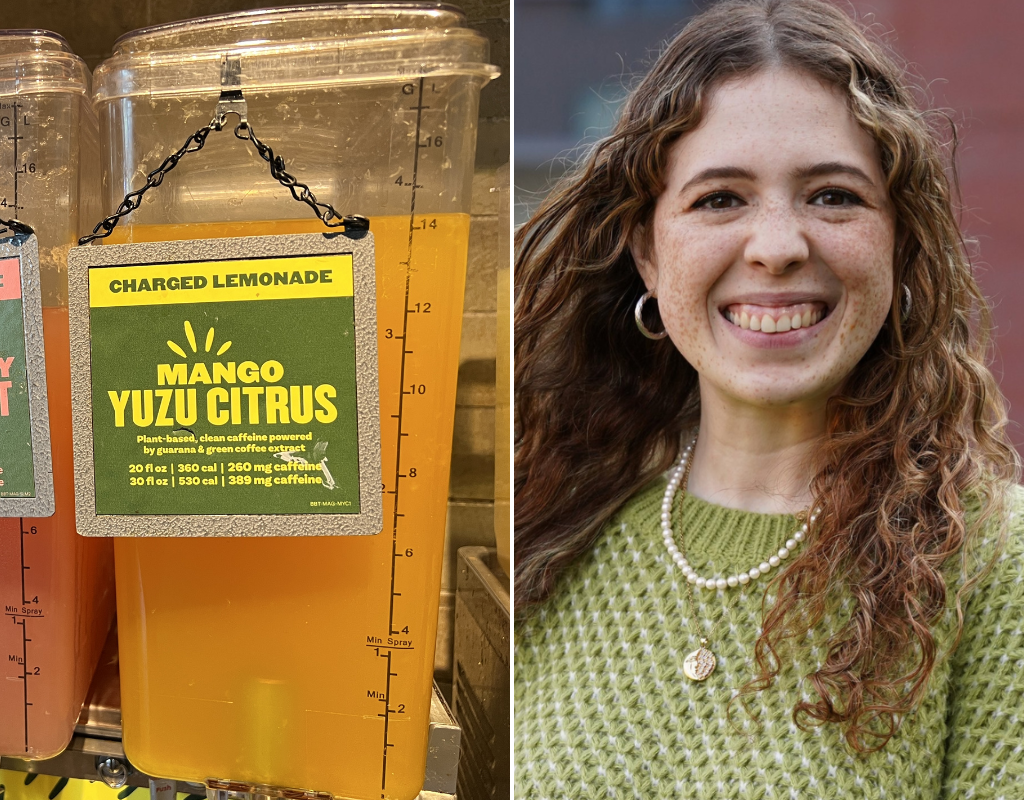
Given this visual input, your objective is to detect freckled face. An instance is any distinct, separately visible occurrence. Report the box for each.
[634,68,895,409]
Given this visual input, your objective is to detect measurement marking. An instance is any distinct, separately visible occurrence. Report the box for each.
[12,103,18,214]
[17,617,28,750]
[378,76,429,796]
[379,650,396,791]
[19,518,27,604]
[365,644,414,650]
[4,614,45,619]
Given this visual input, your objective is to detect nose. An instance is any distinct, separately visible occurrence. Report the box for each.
[743,203,809,275]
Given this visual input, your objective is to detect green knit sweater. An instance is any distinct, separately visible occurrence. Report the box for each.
[514,479,1024,798]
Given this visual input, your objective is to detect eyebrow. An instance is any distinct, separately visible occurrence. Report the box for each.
[679,166,756,196]
[792,161,875,184]
[678,161,876,196]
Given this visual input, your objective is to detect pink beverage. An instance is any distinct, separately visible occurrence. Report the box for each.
[0,34,115,758]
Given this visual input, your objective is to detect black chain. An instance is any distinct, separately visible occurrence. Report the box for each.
[0,217,33,237]
[78,112,369,245]
[234,122,368,233]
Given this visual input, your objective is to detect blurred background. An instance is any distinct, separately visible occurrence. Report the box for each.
[515,0,1024,452]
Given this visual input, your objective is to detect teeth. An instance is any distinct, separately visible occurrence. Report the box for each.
[724,304,827,334]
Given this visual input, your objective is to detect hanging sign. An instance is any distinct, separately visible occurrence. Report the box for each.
[0,232,54,517]
[69,232,381,536]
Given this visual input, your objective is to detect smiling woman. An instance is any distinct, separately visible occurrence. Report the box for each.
[632,68,895,466]
[514,1,1024,798]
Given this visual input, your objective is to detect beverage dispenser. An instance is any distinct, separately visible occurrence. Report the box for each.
[87,7,496,798]
[0,30,115,759]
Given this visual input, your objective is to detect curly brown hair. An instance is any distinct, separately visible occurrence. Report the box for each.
[514,0,1021,752]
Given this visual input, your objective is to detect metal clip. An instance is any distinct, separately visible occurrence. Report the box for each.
[214,55,248,129]
[0,216,34,237]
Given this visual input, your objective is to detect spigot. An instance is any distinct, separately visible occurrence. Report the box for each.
[96,757,131,788]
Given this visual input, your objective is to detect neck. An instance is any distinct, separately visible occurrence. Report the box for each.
[687,386,826,514]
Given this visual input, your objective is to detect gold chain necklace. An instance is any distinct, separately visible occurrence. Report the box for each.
[675,450,719,680]
[662,435,815,681]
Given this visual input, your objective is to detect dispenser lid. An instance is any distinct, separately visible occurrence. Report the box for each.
[94,3,498,101]
[111,4,470,53]
[0,30,90,96]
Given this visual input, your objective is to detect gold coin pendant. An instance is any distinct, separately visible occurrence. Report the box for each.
[683,646,716,681]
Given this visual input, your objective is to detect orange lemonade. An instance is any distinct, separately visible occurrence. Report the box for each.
[109,215,469,799]
[0,305,115,758]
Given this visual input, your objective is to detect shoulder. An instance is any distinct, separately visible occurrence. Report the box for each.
[515,475,669,634]
[1001,483,1024,567]
[954,483,1024,638]
[940,486,1024,794]
[969,484,1024,594]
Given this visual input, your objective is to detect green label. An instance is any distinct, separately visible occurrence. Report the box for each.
[89,255,361,515]
[0,256,35,498]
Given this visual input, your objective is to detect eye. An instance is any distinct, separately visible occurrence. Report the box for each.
[810,188,863,207]
[692,191,744,211]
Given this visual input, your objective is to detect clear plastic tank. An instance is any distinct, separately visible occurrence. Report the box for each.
[0,30,115,759]
[90,6,496,799]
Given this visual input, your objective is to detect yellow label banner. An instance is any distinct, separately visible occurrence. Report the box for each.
[90,254,354,308]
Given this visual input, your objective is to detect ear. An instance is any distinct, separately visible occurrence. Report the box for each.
[629,224,660,294]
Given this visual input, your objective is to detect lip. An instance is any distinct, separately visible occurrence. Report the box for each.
[717,292,833,309]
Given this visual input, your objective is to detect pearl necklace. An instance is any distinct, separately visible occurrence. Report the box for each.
[660,438,816,591]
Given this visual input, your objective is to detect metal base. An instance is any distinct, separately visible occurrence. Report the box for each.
[1,626,459,800]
